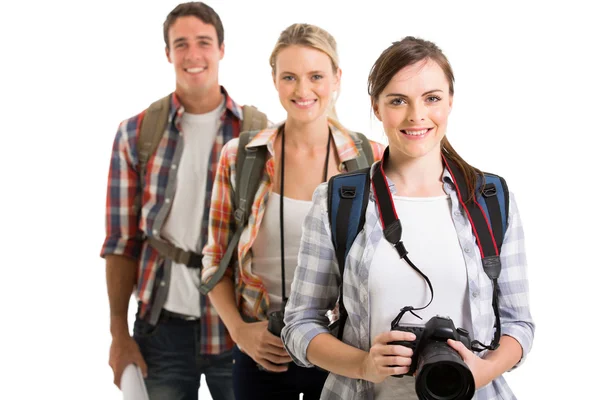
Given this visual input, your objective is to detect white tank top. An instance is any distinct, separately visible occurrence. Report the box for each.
[252,193,313,314]
[369,195,472,400]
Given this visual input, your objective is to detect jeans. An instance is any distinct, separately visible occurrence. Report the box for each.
[133,313,234,400]
[232,345,328,400]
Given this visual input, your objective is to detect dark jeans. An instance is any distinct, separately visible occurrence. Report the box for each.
[133,312,234,400]
[232,345,328,400]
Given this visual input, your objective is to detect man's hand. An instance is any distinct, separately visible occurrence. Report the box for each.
[109,334,148,388]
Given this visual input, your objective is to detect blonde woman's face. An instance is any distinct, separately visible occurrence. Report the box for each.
[273,45,340,125]
[373,59,453,160]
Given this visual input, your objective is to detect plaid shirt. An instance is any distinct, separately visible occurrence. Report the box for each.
[201,123,385,321]
[101,87,241,355]
[281,163,535,400]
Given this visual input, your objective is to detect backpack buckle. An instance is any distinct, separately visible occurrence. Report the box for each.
[234,209,246,225]
[482,184,497,198]
[340,186,356,199]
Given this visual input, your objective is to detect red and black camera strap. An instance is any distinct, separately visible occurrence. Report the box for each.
[372,149,501,352]
[442,155,502,352]
[371,157,435,328]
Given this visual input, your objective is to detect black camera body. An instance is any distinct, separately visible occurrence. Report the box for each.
[390,315,475,400]
[391,315,471,376]
[267,310,285,338]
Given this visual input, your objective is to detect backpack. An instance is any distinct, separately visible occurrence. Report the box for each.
[328,157,509,350]
[199,129,375,295]
[137,94,268,268]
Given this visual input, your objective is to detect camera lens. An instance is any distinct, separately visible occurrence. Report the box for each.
[422,362,462,398]
[415,342,475,400]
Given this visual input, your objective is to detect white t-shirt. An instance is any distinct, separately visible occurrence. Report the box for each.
[161,96,225,317]
[251,193,313,314]
[369,195,472,400]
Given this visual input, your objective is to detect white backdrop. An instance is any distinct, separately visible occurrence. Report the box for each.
[1,0,598,399]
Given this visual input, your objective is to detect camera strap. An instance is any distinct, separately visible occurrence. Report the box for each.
[373,148,502,352]
[442,155,502,352]
[278,126,332,312]
[371,155,435,325]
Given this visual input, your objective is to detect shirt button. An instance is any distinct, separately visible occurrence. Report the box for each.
[464,247,471,253]
[454,211,461,217]
[165,198,171,204]
[160,281,166,287]
[472,291,479,298]
[152,229,158,236]
[171,164,177,170]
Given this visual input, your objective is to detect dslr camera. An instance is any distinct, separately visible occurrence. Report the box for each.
[390,315,475,400]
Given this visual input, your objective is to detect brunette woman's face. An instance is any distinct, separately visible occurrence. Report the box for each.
[373,59,453,160]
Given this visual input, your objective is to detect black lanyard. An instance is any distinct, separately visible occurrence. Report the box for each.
[278,125,331,310]
[371,150,435,326]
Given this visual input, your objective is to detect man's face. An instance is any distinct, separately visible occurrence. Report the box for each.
[165,16,224,97]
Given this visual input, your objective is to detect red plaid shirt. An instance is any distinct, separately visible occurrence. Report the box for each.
[101,87,241,354]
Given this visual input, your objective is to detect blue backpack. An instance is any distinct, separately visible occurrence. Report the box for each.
[327,159,509,350]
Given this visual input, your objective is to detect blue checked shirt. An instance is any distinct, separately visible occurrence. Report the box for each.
[281,163,535,400]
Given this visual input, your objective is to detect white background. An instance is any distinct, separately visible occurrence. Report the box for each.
[1,0,598,399]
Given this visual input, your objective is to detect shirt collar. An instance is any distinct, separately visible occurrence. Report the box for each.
[368,157,456,196]
[169,86,242,125]
[244,119,363,169]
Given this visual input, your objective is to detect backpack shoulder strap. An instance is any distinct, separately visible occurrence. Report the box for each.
[344,132,374,172]
[444,157,509,351]
[466,171,510,276]
[138,95,171,177]
[443,158,509,274]
[200,130,268,295]
[234,130,269,221]
[327,167,371,339]
[478,173,509,249]
[241,105,268,132]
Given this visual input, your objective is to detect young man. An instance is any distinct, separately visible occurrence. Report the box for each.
[101,3,265,399]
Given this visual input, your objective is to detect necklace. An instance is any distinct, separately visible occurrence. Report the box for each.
[277,125,332,307]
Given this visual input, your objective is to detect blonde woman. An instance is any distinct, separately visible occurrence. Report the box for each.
[201,24,385,399]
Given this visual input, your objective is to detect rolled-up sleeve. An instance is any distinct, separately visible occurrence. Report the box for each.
[281,183,341,368]
[100,117,143,260]
[201,139,238,286]
[498,192,535,368]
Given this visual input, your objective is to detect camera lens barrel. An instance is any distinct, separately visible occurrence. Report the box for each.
[415,341,475,400]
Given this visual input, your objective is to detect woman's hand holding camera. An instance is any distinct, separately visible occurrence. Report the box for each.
[235,321,293,372]
[360,330,416,383]
[447,339,494,389]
